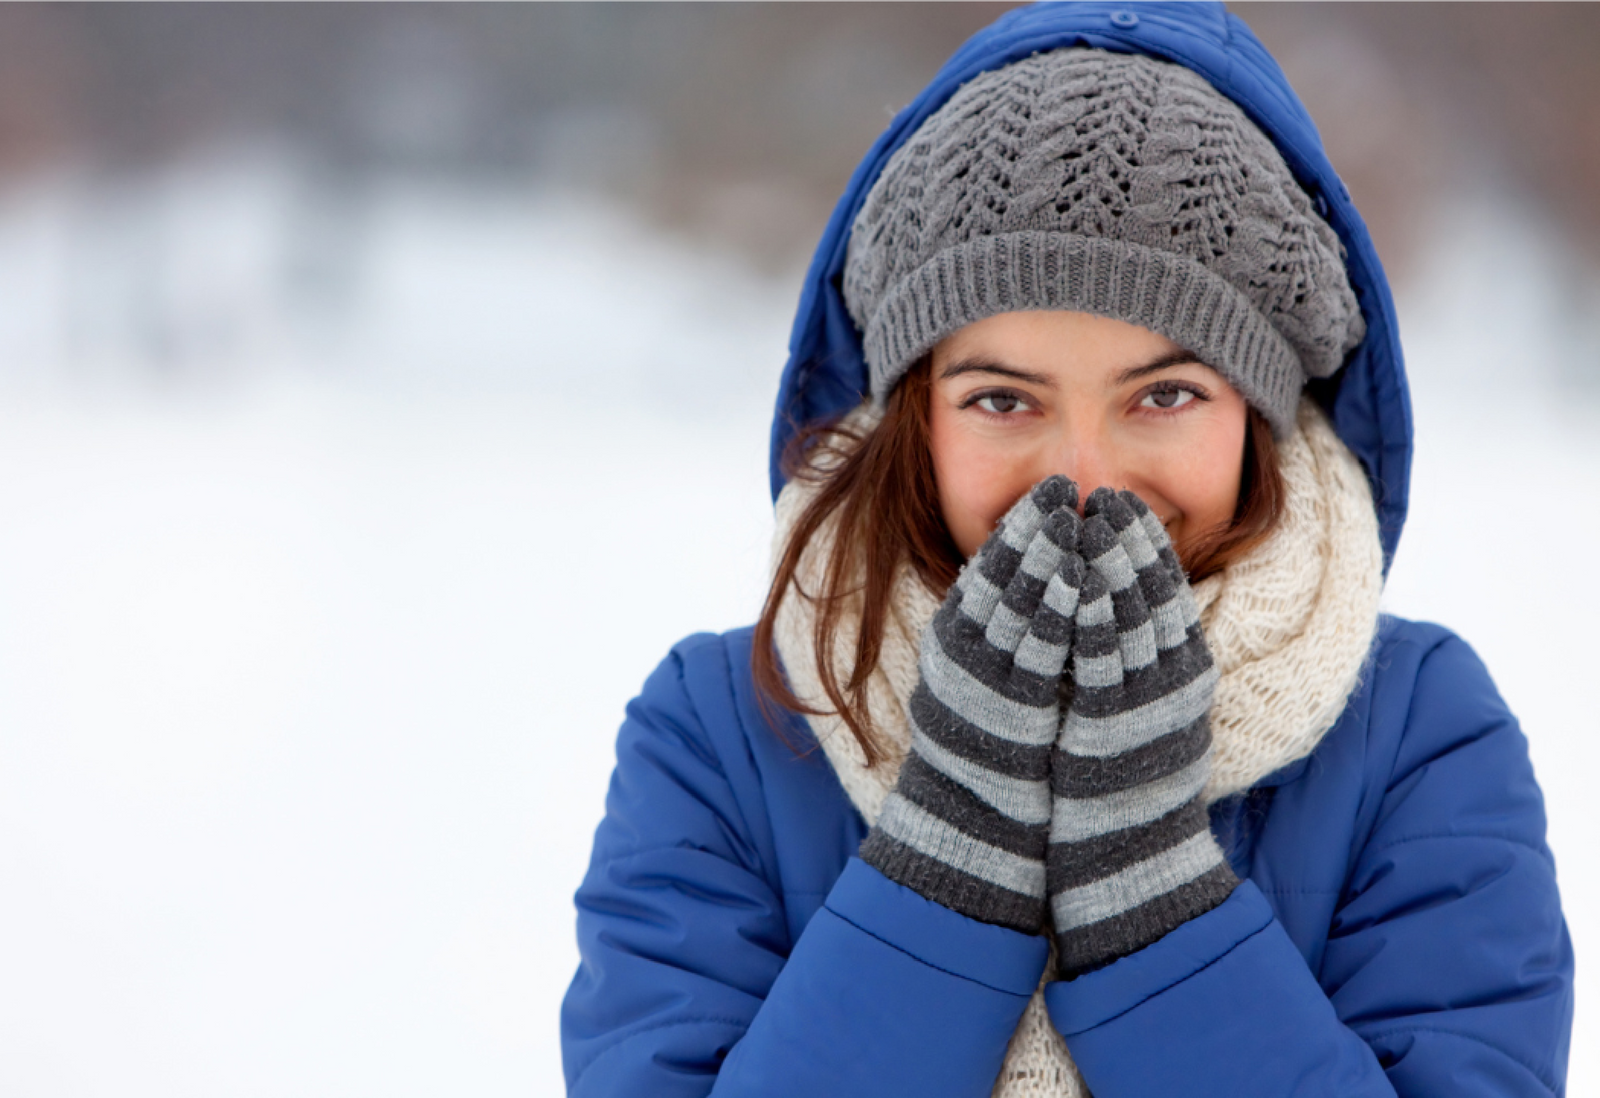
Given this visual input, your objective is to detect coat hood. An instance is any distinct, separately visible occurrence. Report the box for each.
[769,1,1412,570]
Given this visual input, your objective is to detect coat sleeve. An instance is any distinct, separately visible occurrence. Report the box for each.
[1042,627,1574,1097]
[561,634,1050,1097]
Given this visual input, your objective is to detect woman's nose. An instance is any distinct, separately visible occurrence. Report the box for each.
[1051,433,1121,514]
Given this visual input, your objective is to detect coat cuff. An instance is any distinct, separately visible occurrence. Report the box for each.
[826,857,1050,997]
[1044,878,1274,1034]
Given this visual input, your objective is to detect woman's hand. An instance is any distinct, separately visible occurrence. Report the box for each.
[1048,488,1238,978]
[860,475,1084,933]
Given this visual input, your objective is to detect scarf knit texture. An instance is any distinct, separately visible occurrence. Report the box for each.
[770,398,1384,1096]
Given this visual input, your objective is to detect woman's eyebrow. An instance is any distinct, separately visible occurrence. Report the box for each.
[937,358,1055,387]
[1113,350,1206,386]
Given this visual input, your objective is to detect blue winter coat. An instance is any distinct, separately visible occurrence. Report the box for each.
[561,4,1574,1095]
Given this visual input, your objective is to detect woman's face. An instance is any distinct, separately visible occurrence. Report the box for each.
[928,310,1250,559]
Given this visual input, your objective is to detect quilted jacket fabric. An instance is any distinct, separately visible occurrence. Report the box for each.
[562,622,1570,1096]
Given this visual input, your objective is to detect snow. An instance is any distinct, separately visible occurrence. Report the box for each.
[0,165,1593,1094]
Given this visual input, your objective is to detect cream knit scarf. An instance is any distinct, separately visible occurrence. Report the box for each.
[770,399,1385,1097]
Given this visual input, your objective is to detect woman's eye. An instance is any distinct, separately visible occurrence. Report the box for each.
[1141,386,1196,411]
[974,392,1026,415]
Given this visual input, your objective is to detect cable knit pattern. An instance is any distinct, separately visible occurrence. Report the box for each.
[770,398,1383,1096]
[842,50,1366,436]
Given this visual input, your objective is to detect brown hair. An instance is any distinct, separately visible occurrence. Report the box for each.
[751,357,1286,765]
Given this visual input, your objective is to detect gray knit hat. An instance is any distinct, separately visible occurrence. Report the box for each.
[842,49,1366,437]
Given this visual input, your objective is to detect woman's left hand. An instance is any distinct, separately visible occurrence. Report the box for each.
[1047,488,1238,978]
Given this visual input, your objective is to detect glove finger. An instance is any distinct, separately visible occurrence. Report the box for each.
[1082,485,1119,521]
[925,529,1068,722]
[1092,493,1164,645]
[983,518,1068,663]
[1133,495,1188,583]
[1080,513,1145,631]
[1090,520,1159,680]
[955,475,1077,624]
[1112,489,1176,579]
[995,475,1078,560]
[1042,497,1081,551]
[1096,487,1183,577]
[1114,489,1166,548]
[1069,560,1119,697]
[1027,474,1079,521]
[1101,490,1154,564]
[1014,545,1084,683]
[1107,492,1189,652]
[1108,491,1208,656]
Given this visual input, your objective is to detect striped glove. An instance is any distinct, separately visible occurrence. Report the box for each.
[861,476,1085,933]
[1048,488,1238,978]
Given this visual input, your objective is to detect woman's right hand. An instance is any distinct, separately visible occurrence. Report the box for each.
[859,475,1084,933]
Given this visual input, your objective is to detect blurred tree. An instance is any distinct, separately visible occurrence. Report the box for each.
[0,2,1595,273]
[1236,2,1600,280]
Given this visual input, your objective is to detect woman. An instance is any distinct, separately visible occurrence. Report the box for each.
[561,4,1573,1096]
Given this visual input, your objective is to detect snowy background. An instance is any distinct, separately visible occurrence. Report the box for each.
[0,6,1597,1096]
